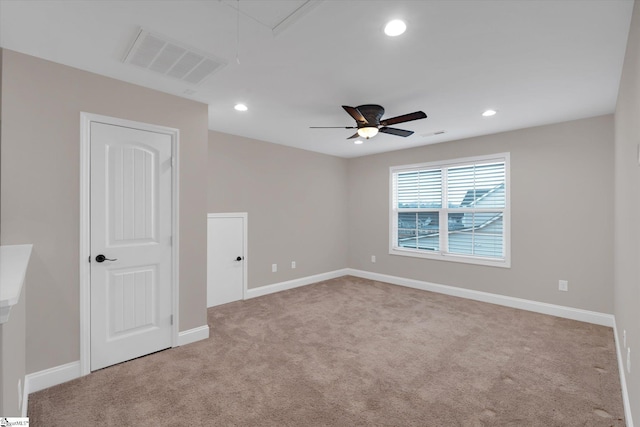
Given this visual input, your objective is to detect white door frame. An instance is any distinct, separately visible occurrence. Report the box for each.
[79,113,180,376]
[207,212,248,302]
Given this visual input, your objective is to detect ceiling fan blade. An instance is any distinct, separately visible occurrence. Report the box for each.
[347,132,360,139]
[379,127,414,137]
[380,111,427,127]
[309,126,358,129]
[342,105,368,125]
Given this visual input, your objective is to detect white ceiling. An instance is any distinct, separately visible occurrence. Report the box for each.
[0,0,634,158]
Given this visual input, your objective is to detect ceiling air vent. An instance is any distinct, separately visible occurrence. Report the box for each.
[422,130,446,137]
[123,29,226,85]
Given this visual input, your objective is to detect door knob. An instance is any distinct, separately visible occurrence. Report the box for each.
[235,256,243,261]
[96,254,118,263]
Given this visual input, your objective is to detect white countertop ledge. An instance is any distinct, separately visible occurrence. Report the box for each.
[0,244,33,324]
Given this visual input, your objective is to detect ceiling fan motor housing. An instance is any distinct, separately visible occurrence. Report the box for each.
[355,104,385,127]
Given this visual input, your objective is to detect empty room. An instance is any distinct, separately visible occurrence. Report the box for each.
[0,0,638,425]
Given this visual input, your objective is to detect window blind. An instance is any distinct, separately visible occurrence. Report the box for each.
[391,154,509,267]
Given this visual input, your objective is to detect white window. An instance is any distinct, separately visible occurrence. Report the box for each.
[390,153,510,268]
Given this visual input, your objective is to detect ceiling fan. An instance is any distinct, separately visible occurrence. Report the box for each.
[311,104,427,139]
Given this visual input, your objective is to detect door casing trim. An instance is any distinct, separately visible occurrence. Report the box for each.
[207,212,248,303]
[79,113,180,376]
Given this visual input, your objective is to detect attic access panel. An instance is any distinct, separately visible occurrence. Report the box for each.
[222,0,321,35]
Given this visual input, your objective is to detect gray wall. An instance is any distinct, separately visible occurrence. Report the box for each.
[0,50,209,374]
[614,0,640,421]
[348,115,614,314]
[208,131,348,289]
[0,43,628,415]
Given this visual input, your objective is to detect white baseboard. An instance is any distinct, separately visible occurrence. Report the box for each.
[243,268,614,327]
[346,269,614,327]
[613,318,634,427]
[20,325,210,417]
[25,360,81,394]
[177,325,210,346]
[22,376,28,417]
[245,268,349,299]
[23,360,82,416]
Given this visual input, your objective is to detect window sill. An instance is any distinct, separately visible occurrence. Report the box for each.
[389,247,510,268]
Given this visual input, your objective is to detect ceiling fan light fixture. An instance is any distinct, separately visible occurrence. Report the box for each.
[357,127,379,139]
[384,19,407,37]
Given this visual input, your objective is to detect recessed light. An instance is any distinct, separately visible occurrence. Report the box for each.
[234,103,248,112]
[354,140,364,145]
[482,109,497,117]
[384,19,406,37]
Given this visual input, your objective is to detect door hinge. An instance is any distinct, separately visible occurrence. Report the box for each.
[88,256,91,263]
[170,314,174,325]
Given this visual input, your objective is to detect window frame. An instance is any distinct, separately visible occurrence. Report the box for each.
[389,152,511,268]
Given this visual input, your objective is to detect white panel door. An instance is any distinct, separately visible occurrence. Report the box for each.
[207,215,245,307]
[90,122,173,371]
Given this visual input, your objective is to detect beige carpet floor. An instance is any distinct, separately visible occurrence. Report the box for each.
[29,276,625,426]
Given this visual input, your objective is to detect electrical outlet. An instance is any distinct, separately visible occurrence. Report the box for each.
[558,280,568,292]
[371,255,376,263]
[627,347,631,374]
[291,261,296,269]
[623,330,627,348]
[272,264,277,273]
